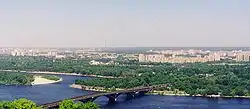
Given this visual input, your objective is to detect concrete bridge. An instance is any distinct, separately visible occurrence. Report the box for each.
[39,84,168,109]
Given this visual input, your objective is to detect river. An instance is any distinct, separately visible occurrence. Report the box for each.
[1,75,250,109]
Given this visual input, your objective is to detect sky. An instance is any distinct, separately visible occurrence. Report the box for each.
[0,0,249,47]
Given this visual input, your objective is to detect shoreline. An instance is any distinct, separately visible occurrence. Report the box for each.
[70,84,124,92]
[29,71,122,78]
[32,76,62,85]
[70,84,250,99]
[0,70,122,79]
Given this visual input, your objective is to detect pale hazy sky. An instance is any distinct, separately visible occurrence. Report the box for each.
[0,0,249,47]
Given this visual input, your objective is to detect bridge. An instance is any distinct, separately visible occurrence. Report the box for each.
[39,84,168,109]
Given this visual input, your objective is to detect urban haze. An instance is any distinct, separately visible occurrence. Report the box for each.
[1,1,250,109]
[0,0,250,47]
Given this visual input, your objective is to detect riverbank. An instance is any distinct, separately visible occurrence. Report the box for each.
[70,84,187,96]
[148,91,250,99]
[28,71,123,79]
[70,84,124,92]
[32,76,62,85]
[70,84,250,99]
[70,84,190,96]
[0,70,122,79]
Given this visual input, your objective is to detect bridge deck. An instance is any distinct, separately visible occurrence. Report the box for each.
[39,84,168,108]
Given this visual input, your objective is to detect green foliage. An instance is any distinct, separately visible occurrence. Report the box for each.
[1,56,250,97]
[75,63,250,97]
[59,100,100,109]
[0,99,99,109]
[0,56,141,77]
[0,101,12,109]
[11,98,37,109]
[59,99,75,109]
[0,72,34,85]
[81,102,100,109]
[0,98,41,109]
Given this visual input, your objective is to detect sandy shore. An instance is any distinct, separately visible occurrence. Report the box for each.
[32,76,62,85]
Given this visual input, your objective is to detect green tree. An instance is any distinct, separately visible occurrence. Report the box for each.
[59,99,75,109]
[234,87,247,96]
[0,98,41,109]
[82,102,100,109]
[11,98,38,109]
[59,100,100,109]
[0,101,12,109]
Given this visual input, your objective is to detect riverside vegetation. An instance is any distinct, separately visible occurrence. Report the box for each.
[0,71,60,85]
[0,98,100,109]
[1,56,250,97]
[0,72,34,85]
[75,63,250,97]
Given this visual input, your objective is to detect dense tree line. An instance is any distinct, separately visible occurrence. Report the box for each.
[0,56,161,77]
[0,98,42,109]
[0,72,34,85]
[76,63,250,97]
[1,56,250,97]
[0,98,99,109]
[59,99,99,109]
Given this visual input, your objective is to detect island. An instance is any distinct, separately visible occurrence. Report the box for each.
[0,71,62,85]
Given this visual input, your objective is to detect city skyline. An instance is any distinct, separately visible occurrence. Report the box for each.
[0,0,250,47]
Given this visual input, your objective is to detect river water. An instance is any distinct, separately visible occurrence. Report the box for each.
[1,75,250,109]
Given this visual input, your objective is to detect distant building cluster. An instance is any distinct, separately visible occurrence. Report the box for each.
[1,48,136,62]
[139,53,220,63]
[236,52,250,62]
[0,47,250,64]
[3,48,103,59]
[11,49,58,57]
[139,49,250,63]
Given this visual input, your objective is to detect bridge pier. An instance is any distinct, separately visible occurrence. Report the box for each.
[105,93,121,103]
[125,92,135,100]
[138,91,148,96]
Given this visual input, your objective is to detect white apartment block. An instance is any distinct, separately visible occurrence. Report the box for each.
[236,53,250,62]
[139,53,219,63]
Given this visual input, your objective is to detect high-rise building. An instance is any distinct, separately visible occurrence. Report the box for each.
[138,54,165,62]
[208,53,221,61]
[236,53,250,62]
[139,54,146,62]
[139,53,215,63]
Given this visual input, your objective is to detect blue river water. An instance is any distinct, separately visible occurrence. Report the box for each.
[1,75,250,109]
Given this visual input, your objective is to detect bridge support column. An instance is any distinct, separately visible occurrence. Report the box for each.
[105,93,121,103]
[125,92,135,100]
[138,91,148,96]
